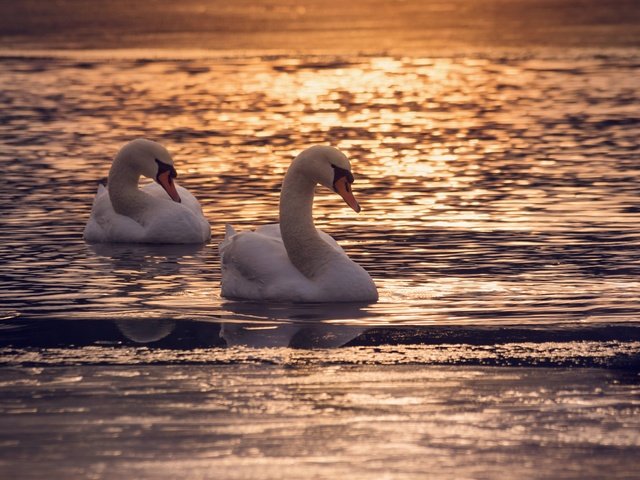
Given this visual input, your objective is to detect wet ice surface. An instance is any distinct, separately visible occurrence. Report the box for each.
[1,364,639,480]
[1,50,640,477]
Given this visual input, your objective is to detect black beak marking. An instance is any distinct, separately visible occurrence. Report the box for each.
[155,158,177,182]
[332,165,354,191]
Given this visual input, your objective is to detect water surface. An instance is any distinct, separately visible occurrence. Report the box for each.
[1,51,639,329]
[1,49,640,478]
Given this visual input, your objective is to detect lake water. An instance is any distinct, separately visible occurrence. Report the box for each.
[1,49,640,478]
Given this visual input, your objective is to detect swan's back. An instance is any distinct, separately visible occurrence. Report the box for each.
[220,224,313,301]
[84,184,146,242]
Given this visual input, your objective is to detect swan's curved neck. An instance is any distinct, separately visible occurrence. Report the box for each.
[108,158,150,220]
[279,169,335,278]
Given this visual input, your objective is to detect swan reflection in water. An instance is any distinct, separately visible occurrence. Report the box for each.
[87,241,207,320]
[116,318,177,343]
[90,242,203,344]
[217,301,376,348]
[88,243,374,348]
[114,299,375,348]
[88,242,206,286]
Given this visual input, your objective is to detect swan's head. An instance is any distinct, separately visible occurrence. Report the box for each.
[294,145,361,213]
[117,139,181,203]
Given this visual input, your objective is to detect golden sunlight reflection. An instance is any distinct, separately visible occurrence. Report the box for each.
[2,53,640,326]
[3,3,640,475]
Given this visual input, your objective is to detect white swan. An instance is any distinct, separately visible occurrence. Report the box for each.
[219,145,378,303]
[84,139,211,244]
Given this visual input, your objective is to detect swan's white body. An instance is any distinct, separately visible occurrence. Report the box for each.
[83,139,210,244]
[219,146,378,303]
[84,182,210,244]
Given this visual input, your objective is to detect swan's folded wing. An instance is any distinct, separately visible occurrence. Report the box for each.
[141,182,211,243]
[83,185,146,243]
[219,227,311,300]
[220,228,294,281]
[142,182,205,215]
[316,228,345,253]
[254,224,282,238]
[253,224,343,253]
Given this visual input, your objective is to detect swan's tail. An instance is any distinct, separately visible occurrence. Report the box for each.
[219,224,236,251]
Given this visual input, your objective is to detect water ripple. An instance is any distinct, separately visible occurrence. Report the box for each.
[0,51,639,330]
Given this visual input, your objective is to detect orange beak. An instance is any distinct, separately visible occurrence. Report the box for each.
[334,176,360,213]
[157,170,181,203]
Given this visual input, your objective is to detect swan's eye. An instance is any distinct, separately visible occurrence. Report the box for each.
[332,165,354,188]
[155,159,178,180]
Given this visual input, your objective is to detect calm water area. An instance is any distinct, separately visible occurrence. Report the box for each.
[1,13,640,478]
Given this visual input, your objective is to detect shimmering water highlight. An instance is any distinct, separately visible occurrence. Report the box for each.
[1,49,640,480]
[1,52,639,329]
